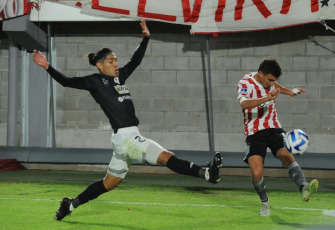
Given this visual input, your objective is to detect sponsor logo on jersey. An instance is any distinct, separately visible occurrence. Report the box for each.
[259,100,274,108]
[240,88,248,96]
[118,95,132,102]
[114,85,129,94]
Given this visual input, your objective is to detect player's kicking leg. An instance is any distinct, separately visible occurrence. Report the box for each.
[278,150,319,202]
[162,151,223,184]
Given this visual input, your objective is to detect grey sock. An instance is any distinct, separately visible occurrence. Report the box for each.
[252,177,268,202]
[287,162,308,191]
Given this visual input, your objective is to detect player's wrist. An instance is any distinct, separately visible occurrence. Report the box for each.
[143,31,150,37]
[265,96,272,102]
[44,63,50,70]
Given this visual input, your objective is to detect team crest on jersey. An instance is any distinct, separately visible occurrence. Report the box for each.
[114,77,120,84]
[114,85,129,94]
[102,78,110,86]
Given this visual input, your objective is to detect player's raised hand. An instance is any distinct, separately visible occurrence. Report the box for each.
[140,19,150,37]
[33,50,49,70]
[291,88,306,97]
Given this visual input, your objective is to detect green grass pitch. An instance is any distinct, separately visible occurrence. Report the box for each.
[0,170,334,230]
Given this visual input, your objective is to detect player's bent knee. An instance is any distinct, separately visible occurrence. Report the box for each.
[251,170,263,182]
[277,149,295,167]
[157,151,175,165]
[103,180,121,191]
[103,174,123,191]
[104,183,118,191]
[252,175,263,183]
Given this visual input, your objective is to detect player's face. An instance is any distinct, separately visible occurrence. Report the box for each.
[259,72,277,89]
[97,53,119,77]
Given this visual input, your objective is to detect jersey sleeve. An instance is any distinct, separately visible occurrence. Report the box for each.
[120,36,149,82]
[237,80,251,100]
[47,65,89,90]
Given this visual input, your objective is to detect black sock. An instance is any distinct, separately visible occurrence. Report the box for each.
[73,180,108,208]
[166,155,204,178]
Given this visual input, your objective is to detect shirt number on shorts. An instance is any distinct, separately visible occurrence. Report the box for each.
[135,136,146,142]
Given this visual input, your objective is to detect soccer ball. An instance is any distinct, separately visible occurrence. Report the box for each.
[284,129,309,155]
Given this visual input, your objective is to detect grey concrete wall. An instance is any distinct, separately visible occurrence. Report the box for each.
[1,21,335,153]
[0,30,9,145]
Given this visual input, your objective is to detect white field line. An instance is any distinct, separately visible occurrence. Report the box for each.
[1,197,334,216]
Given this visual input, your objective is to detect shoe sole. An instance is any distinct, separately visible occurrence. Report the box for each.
[214,152,222,168]
[211,153,222,183]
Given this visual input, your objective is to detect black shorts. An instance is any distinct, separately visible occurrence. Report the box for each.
[243,128,286,164]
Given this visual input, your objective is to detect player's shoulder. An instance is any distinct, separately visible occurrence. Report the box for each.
[83,74,109,87]
[84,73,101,81]
[243,72,255,80]
[239,72,255,84]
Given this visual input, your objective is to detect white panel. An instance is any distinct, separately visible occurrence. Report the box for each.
[30,1,120,22]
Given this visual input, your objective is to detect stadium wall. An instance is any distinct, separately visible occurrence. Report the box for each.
[0,21,335,154]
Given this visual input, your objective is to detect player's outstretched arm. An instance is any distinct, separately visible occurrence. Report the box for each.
[33,50,86,89]
[140,19,150,37]
[274,82,306,97]
[33,50,49,70]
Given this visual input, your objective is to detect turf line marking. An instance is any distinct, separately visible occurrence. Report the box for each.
[0,197,56,202]
[323,210,335,217]
[1,197,334,215]
[100,201,335,215]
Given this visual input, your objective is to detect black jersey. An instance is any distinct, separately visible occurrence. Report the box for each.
[47,36,149,130]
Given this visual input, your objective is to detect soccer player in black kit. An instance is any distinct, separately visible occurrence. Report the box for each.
[33,19,222,221]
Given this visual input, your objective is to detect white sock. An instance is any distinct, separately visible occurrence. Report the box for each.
[69,203,75,211]
[205,168,210,181]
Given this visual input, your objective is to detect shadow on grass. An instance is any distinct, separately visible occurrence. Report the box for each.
[272,215,335,230]
[63,220,148,230]
[183,186,251,193]
[279,223,335,230]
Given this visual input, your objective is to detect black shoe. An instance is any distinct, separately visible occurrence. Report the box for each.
[55,197,72,221]
[207,152,222,184]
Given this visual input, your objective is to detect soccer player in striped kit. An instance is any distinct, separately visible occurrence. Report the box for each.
[237,57,318,216]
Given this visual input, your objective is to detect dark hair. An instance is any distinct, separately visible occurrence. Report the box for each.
[258,57,282,78]
[88,48,114,66]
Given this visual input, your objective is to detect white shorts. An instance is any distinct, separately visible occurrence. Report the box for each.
[107,126,168,179]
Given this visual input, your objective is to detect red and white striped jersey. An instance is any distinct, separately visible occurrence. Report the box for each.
[237,72,281,136]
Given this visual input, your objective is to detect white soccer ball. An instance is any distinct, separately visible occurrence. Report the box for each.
[284,129,309,155]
